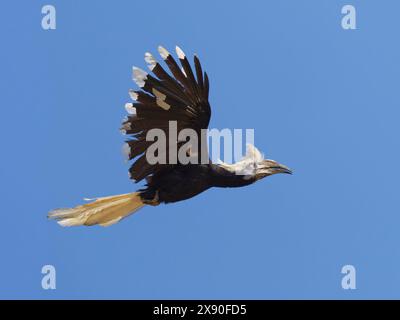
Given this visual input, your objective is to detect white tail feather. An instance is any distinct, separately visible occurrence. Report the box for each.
[48,192,145,227]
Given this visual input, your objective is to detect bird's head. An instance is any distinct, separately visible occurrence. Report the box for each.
[216,144,292,180]
[253,159,292,180]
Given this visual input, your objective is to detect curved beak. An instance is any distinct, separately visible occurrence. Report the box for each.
[258,160,293,177]
[275,163,292,175]
[265,162,292,175]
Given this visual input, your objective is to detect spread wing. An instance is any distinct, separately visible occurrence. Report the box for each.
[121,46,211,183]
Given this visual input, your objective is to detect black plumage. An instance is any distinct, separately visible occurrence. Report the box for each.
[124,46,289,205]
[124,46,212,197]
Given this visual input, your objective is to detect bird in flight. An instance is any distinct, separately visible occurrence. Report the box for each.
[48,46,292,227]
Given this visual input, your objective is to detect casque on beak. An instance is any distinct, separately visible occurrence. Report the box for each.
[259,160,293,176]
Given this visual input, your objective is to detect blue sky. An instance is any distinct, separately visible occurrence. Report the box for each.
[1,0,400,299]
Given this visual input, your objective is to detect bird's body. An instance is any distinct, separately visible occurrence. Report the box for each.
[139,163,256,204]
[140,164,213,204]
[48,45,291,227]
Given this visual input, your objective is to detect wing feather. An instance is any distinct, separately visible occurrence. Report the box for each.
[122,46,212,183]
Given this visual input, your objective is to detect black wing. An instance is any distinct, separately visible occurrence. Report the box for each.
[121,46,211,183]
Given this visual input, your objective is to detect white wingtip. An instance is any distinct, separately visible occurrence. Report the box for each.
[175,46,185,59]
[132,66,147,87]
[122,142,131,160]
[120,121,131,135]
[158,46,170,60]
[125,103,136,115]
[128,89,138,101]
[144,52,157,71]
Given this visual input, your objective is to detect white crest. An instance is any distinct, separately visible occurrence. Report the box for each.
[243,143,264,163]
[217,143,265,176]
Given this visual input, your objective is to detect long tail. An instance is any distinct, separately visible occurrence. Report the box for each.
[48,192,145,227]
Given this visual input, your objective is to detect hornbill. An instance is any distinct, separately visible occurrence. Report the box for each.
[48,46,292,227]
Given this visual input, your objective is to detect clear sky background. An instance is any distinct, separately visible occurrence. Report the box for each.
[1,0,399,299]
